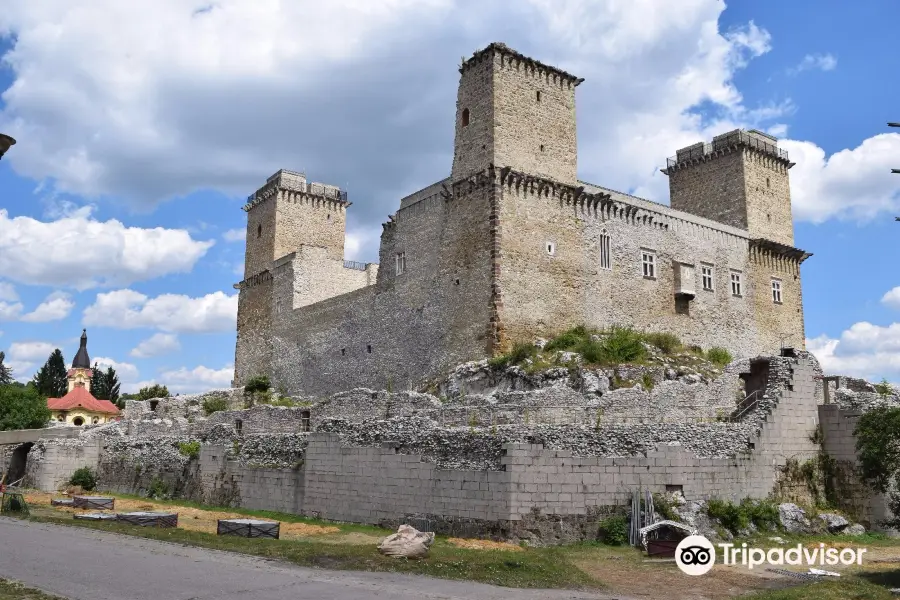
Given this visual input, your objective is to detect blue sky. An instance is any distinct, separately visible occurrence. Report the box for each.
[0,0,898,392]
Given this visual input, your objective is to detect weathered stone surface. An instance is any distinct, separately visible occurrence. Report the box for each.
[818,513,850,533]
[777,503,811,533]
[842,524,867,536]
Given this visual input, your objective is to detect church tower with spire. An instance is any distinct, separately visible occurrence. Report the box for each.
[47,329,120,426]
[67,329,93,393]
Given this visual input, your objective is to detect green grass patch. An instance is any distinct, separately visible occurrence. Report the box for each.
[643,332,682,354]
[706,497,780,535]
[25,512,599,590]
[488,342,537,369]
[177,441,201,459]
[0,579,63,600]
[706,346,733,367]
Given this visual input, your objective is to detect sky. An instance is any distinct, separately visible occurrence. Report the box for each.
[0,0,898,393]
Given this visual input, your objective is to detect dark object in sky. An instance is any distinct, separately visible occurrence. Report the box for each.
[0,134,15,160]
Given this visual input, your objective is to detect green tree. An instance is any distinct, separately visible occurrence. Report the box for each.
[0,384,51,430]
[90,362,106,398]
[855,406,900,528]
[0,351,13,386]
[137,384,169,401]
[104,366,121,407]
[32,349,68,398]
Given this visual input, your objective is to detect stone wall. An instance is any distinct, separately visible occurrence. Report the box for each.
[23,439,101,492]
[818,404,894,530]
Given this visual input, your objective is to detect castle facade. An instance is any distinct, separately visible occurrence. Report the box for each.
[233,42,811,396]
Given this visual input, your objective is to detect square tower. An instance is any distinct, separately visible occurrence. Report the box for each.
[452,43,583,185]
[241,169,350,278]
[663,129,796,247]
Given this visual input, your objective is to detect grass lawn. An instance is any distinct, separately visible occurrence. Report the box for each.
[0,580,62,600]
[12,490,900,598]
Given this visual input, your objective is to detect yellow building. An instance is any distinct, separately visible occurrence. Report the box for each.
[47,330,120,426]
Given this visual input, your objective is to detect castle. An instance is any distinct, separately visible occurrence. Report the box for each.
[233,42,812,396]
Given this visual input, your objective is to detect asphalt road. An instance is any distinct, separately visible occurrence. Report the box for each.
[0,517,619,600]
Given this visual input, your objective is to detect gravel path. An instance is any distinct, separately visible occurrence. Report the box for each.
[0,517,624,600]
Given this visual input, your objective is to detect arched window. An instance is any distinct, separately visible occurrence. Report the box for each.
[73,416,85,426]
[461,108,470,127]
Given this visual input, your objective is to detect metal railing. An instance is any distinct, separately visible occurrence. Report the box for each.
[342,260,367,271]
[666,131,790,169]
[246,182,348,204]
[729,390,762,422]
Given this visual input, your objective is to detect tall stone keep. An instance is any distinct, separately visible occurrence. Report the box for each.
[234,169,351,385]
[452,43,582,185]
[663,129,796,247]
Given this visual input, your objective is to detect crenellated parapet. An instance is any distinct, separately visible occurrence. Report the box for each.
[243,169,349,212]
[662,129,795,175]
[460,42,584,89]
[233,269,272,290]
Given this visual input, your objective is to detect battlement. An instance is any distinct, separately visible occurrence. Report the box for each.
[663,129,793,173]
[243,169,349,212]
[460,42,584,87]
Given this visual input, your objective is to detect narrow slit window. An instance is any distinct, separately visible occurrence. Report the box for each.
[536,90,542,102]
[461,108,470,127]
[599,234,611,270]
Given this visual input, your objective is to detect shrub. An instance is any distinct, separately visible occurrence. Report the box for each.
[641,372,655,391]
[875,378,893,399]
[269,396,297,407]
[148,477,169,500]
[643,332,682,355]
[69,467,96,491]
[137,384,169,401]
[598,326,646,364]
[202,397,228,416]
[598,515,629,545]
[489,342,537,369]
[576,338,605,364]
[707,497,780,535]
[706,347,733,366]
[178,441,201,459]
[652,493,679,521]
[545,325,589,352]
[244,375,271,395]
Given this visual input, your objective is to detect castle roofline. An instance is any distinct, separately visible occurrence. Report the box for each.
[749,238,813,264]
[460,42,584,86]
[661,129,794,175]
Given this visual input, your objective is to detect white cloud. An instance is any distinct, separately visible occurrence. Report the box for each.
[20,291,75,322]
[130,333,181,358]
[882,287,900,310]
[783,133,900,223]
[808,322,900,381]
[0,282,18,302]
[0,209,215,290]
[92,356,140,382]
[83,289,238,333]
[787,53,837,75]
[0,301,23,321]
[157,364,234,394]
[4,340,57,379]
[222,228,246,242]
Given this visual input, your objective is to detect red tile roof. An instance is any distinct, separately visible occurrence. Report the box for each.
[47,386,120,415]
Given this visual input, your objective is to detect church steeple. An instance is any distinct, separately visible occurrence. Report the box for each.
[72,329,91,369]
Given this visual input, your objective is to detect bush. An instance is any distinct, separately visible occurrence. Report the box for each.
[0,384,51,431]
[706,347,733,367]
[489,342,537,369]
[148,477,169,500]
[875,378,893,399]
[643,332,682,355]
[137,384,169,401]
[707,497,780,535]
[244,375,271,395]
[177,441,201,459]
[576,338,605,364]
[652,493,679,521]
[202,397,228,416]
[598,515,629,545]
[598,326,646,364]
[544,326,589,352]
[69,467,96,491]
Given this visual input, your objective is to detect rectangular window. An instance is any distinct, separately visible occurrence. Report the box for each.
[395,252,406,275]
[730,271,742,297]
[701,265,714,291]
[599,234,611,270]
[641,250,656,278]
[772,278,782,303]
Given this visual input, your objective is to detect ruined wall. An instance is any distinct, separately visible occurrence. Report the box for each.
[23,439,101,492]
[234,278,272,386]
[818,404,894,530]
[268,180,495,396]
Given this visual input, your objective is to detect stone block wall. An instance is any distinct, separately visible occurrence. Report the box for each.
[24,440,101,492]
[818,404,893,529]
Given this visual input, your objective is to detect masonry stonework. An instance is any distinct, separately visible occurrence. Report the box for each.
[233,42,812,396]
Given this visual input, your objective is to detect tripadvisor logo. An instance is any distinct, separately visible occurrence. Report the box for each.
[675,535,868,576]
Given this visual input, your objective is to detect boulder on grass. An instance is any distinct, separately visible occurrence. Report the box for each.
[778,503,811,534]
[842,524,867,536]
[818,513,850,533]
[377,525,435,559]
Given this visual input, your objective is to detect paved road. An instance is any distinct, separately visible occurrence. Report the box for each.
[0,518,621,600]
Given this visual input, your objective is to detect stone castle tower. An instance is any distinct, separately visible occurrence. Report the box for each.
[233,42,810,395]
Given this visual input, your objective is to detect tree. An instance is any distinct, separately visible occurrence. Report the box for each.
[90,362,105,397]
[855,406,900,528]
[0,384,51,430]
[137,384,169,401]
[32,349,67,398]
[104,366,121,407]
[0,351,13,386]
